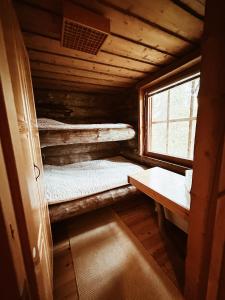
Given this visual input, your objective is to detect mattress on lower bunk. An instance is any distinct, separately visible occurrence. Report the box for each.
[44,156,145,205]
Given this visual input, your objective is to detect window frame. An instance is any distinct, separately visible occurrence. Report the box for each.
[143,73,200,168]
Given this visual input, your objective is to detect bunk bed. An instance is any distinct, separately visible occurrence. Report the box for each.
[38,119,144,222]
[45,156,146,222]
[38,118,136,148]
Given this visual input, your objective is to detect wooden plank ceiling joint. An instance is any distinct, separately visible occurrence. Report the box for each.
[13,0,205,93]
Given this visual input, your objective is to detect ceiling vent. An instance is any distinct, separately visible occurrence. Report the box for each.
[61,1,110,55]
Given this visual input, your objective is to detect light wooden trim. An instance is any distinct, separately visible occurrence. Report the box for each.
[144,152,193,168]
[128,167,190,219]
[138,88,145,156]
[138,51,200,163]
[121,151,189,175]
[137,49,201,89]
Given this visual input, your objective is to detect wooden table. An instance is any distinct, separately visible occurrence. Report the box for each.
[129,167,190,289]
[128,167,190,220]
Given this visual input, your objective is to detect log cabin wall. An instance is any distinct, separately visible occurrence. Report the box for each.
[13,0,205,165]
[34,88,138,164]
[34,89,135,124]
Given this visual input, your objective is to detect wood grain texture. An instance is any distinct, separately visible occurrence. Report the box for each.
[185,0,225,298]
[49,185,142,223]
[121,151,188,175]
[28,49,144,80]
[34,89,136,124]
[52,224,79,300]
[129,167,190,219]
[13,0,205,92]
[24,33,149,76]
[0,1,53,298]
[39,126,135,147]
[33,78,125,93]
[52,198,186,299]
[68,207,183,299]
[31,67,133,88]
[101,0,203,41]
[112,197,187,290]
[42,142,120,165]
[15,0,195,54]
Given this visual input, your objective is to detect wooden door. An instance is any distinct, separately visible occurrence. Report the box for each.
[0,134,29,299]
[0,0,53,299]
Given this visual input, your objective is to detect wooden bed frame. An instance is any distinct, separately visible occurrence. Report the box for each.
[49,184,143,223]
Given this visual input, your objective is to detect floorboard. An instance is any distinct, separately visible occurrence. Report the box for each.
[52,196,187,299]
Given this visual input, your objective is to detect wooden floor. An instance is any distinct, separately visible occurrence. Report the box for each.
[52,196,187,299]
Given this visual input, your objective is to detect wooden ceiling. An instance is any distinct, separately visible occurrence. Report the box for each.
[14,0,205,94]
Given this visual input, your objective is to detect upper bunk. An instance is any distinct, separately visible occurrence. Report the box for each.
[38,118,136,147]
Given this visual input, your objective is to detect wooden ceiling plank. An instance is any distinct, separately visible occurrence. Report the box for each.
[104,35,174,65]
[28,50,139,83]
[28,50,145,80]
[31,69,132,88]
[15,1,193,57]
[72,0,195,54]
[172,0,205,19]
[31,54,137,85]
[97,0,204,40]
[32,78,126,93]
[14,1,61,39]
[24,33,154,74]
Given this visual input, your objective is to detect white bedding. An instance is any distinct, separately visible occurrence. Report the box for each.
[38,118,133,131]
[44,156,145,205]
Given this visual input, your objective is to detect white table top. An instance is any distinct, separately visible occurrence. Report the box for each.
[128,167,190,219]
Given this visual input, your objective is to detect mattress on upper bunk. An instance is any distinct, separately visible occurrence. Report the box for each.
[44,156,145,205]
[38,118,136,147]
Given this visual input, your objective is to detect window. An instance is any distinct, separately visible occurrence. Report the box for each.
[145,75,200,165]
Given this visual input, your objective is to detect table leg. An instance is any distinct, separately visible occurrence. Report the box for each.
[155,202,166,234]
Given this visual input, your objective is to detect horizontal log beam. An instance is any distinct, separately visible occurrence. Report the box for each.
[39,127,136,147]
[49,185,143,223]
[43,149,120,165]
[42,142,120,165]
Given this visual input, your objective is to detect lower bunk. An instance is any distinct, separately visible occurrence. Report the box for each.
[45,156,145,223]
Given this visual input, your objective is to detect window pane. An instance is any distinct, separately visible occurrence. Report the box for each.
[189,120,197,159]
[150,123,167,154]
[168,121,189,159]
[148,76,199,162]
[192,78,200,117]
[151,90,168,122]
[169,81,192,120]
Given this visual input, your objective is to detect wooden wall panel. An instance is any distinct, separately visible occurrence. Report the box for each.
[34,89,136,124]
[42,142,120,165]
[34,88,137,165]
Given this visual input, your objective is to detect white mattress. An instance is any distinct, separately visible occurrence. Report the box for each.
[38,118,133,131]
[44,156,145,205]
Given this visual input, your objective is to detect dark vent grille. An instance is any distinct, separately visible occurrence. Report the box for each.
[62,20,108,55]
